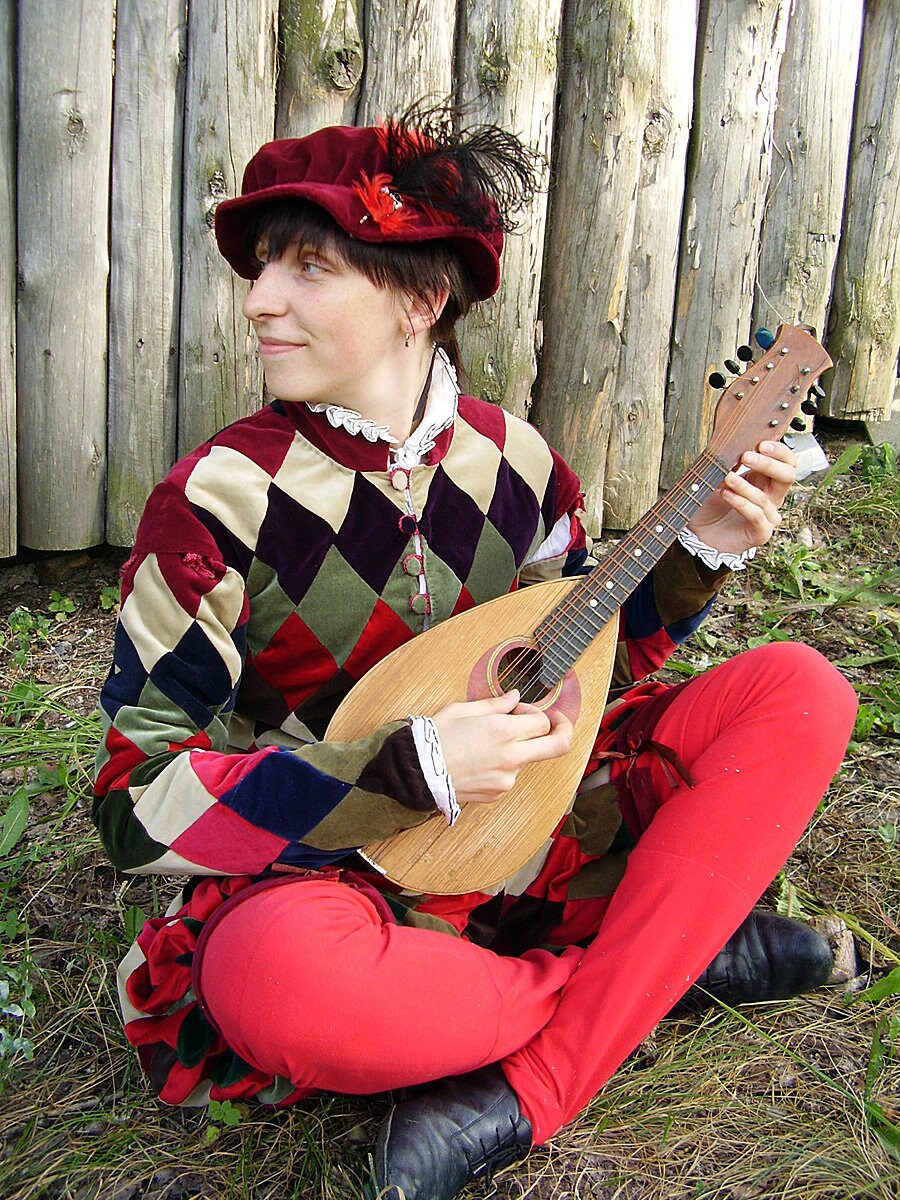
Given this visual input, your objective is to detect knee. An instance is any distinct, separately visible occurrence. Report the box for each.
[197,880,389,1000]
[744,640,857,737]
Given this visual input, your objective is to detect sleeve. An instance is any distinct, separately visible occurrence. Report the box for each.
[518,446,587,585]
[92,547,440,876]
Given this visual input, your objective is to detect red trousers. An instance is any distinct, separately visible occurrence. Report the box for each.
[194,643,856,1142]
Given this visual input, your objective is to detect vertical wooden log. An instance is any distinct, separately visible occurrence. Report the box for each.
[276,0,363,137]
[178,0,278,458]
[455,0,562,419]
[530,0,655,535]
[0,0,15,557]
[753,0,862,341]
[107,1,187,547]
[355,0,456,123]
[661,0,789,490]
[17,0,114,550]
[827,0,900,422]
[604,0,697,527]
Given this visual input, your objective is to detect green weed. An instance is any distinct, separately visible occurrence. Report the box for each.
[1,606,52,668]
[206,1098,247,1145]
[99,583,120,612]
[47,591,76,621]
[0,960,36,1074]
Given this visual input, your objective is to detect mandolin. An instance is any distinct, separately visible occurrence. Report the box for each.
[326,325,832,895]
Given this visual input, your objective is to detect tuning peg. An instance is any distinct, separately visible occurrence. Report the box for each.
[790,417,807,431]
[724,358,742,374]
[708,370,728,389]
[799,381,825,417]
[754,328,774,350]
[736,344,754,361]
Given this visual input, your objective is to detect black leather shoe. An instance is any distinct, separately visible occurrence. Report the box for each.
[671,910,833,1015]
[374,1064,533,1200]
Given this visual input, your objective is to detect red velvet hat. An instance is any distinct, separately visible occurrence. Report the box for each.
[214,123,506,300]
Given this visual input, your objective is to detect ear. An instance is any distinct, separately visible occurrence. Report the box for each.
[404,286,451,338]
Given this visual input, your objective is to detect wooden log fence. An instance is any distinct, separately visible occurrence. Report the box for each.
[827,0,900,422]
[1,0,14,557]
[15,0,114,553]
[1,0,898,558]
[107,0,186,547]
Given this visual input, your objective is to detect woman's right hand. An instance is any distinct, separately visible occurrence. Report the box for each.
[431,690,573,805]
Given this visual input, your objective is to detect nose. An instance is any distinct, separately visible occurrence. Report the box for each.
[243,261,288,322]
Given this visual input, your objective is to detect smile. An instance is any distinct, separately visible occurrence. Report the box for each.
[258,339,304,356]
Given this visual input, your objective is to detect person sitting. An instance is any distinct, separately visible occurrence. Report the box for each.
[93,107,856,1200]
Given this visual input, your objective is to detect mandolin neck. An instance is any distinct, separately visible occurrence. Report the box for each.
[535,448,729,684]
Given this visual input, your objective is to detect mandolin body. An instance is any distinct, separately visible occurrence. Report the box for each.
[326,578,618,895]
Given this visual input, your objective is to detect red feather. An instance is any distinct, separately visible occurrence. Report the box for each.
[352,171,415,233]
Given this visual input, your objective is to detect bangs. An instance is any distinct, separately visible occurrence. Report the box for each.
[246,201,349,272]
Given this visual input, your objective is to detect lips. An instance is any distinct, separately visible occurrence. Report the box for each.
[257,338,304,357]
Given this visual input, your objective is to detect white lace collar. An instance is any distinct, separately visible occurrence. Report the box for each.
[308,348,459,466]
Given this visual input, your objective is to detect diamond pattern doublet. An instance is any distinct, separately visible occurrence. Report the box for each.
[418,468,487,584]
[254,481,336,605]
[486,457,545,564]
[333,474,410,595]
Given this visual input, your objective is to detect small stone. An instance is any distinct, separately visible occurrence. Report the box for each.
[810,915,858,984]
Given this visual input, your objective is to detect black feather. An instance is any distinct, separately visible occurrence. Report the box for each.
[382,101,545,233]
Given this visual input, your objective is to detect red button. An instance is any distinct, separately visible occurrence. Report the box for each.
[398,514,417,536]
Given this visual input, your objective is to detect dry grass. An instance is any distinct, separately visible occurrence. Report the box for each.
[1,438,898,1199]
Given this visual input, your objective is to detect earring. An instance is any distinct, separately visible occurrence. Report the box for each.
[404,332,411,348]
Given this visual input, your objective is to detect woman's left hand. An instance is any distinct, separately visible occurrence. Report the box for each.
[687,439,797,557]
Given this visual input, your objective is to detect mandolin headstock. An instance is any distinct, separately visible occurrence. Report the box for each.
[708,324,832,470]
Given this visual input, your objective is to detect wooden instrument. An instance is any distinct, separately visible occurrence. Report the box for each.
[326,325,832,895]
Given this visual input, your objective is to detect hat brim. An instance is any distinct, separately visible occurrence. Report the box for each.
[214,183,502,300]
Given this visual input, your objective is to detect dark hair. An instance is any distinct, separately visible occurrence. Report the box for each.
[244,200,479,374]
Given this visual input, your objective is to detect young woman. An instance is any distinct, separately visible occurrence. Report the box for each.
[94,110,857,1200]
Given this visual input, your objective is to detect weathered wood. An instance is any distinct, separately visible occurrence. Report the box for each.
[661,0,790,490]
[603,0,697,528]
[355,0,456,123]
[529,0,655,534]
[753,0,862,343]
[0,0,15,557]
[107,0,187,547]
[455,0,562,420]
[177,0,278,458]
[16,0,115,550]
[276,0,363,137]
[826,0,900,422]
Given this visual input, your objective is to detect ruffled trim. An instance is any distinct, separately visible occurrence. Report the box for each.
[307,347,459,463]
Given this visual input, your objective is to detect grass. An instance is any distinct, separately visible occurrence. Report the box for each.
[0,440,898,1198]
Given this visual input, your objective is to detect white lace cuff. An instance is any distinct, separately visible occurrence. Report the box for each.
[408,716,460,826]
[677,527,758,572]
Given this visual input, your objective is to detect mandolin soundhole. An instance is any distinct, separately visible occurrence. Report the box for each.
[493,642,559,708]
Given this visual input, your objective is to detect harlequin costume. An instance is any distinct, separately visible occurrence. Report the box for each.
[93,115,858,1197]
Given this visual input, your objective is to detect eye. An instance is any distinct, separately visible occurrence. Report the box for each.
[296,251,327,277]
[251,239,270,272]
